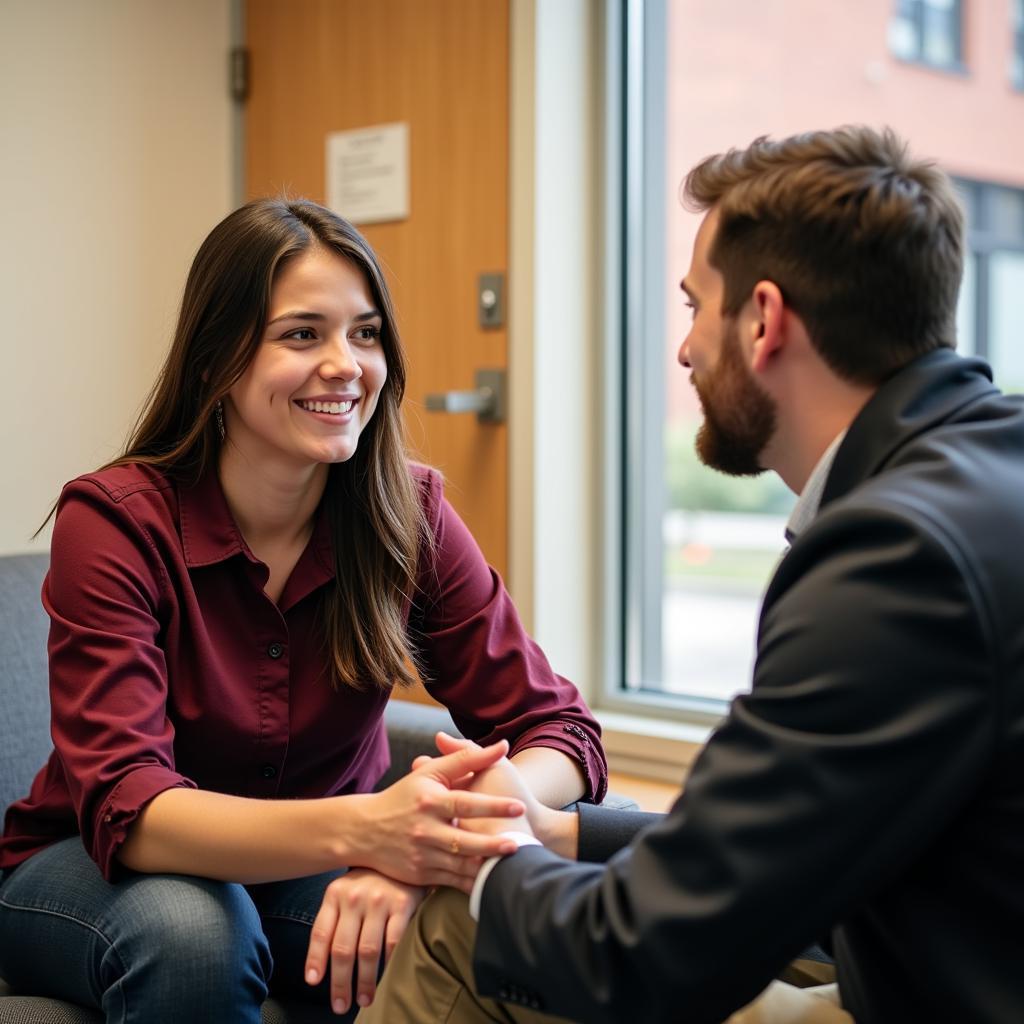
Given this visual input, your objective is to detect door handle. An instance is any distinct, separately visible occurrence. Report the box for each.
[425,368,506,424]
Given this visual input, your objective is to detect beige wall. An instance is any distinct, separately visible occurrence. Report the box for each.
[0,0,233,554]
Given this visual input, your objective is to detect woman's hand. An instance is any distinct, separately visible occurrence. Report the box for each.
[349,738,527,888]
[416,733,580,857]
[304,868,426,1016]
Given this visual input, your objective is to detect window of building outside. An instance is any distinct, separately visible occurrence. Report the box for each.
[1013,0,1024,89]
[614,0,1024,717]
[888,0,963,70]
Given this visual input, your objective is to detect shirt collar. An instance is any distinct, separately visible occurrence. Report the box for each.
[279,505,335,611]
[178,465,252,567]
[784,430,847,543]
[178,465,335,602]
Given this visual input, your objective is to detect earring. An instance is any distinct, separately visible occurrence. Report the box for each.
[214,400,225,441]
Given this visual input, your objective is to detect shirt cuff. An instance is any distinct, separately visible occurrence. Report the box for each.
[468,831,541,921]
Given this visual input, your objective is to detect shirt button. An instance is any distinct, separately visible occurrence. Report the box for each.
[261,764,277,779]
[267,641,284,659]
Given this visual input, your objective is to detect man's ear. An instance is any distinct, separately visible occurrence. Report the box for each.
[748,280,785,373]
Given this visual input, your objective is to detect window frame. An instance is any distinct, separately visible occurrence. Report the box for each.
[601,0,726,726]
[601,4,1024,729]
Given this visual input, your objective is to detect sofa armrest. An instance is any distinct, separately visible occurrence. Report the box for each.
[378,700,459,790]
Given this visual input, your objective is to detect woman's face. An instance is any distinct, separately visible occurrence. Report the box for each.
[224,246,388,474]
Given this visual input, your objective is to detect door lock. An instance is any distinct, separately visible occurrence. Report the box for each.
[477,273,505,328]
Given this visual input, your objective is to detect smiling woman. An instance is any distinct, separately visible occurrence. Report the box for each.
[221,246,390,605]
[112,199,422,693]
[227,248,387,472]
[0,198,608,1022]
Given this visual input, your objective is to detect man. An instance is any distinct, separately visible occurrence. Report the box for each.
[359,126,1024,1022]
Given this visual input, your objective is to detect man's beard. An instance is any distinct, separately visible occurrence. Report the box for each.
[692,321,777,477]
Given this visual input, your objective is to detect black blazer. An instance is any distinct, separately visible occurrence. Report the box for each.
[474,350,1024,1023]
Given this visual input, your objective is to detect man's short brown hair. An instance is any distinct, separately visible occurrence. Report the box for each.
[683,126,964,384]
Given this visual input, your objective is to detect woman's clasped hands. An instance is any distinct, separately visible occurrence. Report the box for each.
[349,735,527,888]
[305,737,528,1013]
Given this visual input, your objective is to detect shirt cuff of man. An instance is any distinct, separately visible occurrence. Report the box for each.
[468,831,542,920]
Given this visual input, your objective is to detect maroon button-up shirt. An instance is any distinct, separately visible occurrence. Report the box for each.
[1,463,606,880]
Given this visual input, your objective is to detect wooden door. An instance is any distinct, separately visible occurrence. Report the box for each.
[245,0,509,583]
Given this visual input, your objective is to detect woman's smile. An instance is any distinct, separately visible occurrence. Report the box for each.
[294,395,359,421]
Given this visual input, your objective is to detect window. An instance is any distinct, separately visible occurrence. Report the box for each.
[610,0,1024,718]
[1012,0,1024,89]
[889,0,964,70]
[956,180,1024,391]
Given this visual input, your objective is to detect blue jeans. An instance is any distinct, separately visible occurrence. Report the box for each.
[0,837,354,1023]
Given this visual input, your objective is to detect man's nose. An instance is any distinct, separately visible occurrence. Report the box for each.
[677,337,691,368]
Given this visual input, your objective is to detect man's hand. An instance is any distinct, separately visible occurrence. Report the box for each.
[304,868,426,1016]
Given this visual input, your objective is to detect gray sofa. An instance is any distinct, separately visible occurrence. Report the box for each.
[0,552,632,1022]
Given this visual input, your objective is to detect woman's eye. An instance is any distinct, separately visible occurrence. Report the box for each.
[354,326,381,343]
[286,328,317,342]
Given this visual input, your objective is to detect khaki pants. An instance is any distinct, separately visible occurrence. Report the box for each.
[357,889,853,1024]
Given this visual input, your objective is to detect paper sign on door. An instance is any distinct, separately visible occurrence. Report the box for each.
[326,122,409,225]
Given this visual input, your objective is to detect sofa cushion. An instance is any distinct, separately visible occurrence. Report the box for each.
[0,554,52,817]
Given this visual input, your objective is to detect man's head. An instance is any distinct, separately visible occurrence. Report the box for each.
[683,126,964,386]
[681,208,778,476]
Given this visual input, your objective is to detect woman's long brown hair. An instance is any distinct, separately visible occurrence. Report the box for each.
[108,198,427,690]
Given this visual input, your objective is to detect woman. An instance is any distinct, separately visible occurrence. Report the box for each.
[0,199,607,1021]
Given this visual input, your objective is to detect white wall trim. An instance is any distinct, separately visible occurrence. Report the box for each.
[508,0,537,632]
[508,0,600,699]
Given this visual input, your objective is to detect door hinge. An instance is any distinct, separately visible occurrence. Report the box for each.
[229,47,250,104]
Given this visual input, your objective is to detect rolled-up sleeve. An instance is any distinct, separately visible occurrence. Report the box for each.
[411,469,607,802]
[45,481,195,879]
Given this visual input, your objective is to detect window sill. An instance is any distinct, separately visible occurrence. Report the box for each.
[890,54,969,77]
[597,709,714,784]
